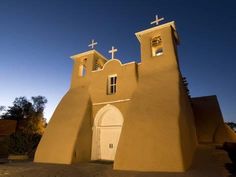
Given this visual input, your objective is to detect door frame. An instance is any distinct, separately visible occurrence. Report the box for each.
[91,104,123,160]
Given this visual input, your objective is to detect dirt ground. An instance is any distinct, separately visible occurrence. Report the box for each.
[0,145,234,177]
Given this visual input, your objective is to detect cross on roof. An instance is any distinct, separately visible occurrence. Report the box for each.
[108,46,118,59]
[150,15,164,26]
[88,39,98,49]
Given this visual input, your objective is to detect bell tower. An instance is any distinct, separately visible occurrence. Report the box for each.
[70,50,107,89]
[135,21,180,73]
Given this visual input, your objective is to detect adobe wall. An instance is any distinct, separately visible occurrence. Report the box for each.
[34,88,92,164]
[114,25,197,172]
[114,64,197,172]
[191,95,236,144]
[90,59,138,121]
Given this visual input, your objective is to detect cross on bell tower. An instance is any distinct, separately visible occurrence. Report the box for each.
[108,46,118,59]
[88,39,98,49]
[150,15,164,26]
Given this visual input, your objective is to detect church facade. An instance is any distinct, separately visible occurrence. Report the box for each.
[34,21,236,172]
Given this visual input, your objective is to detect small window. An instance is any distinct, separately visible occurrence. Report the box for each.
[78,58,87,77]
[93,58,104,71]
[78,65,86,77]
[151,36,162,47]
[109,144,113,148]
[155,48,163,56]
[107,75,117,95]
[94,59,99,70]
[151,36,163,57]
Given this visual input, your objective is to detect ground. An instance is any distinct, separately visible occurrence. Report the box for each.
[0,145,234,177]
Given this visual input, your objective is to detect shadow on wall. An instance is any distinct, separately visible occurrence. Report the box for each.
[222,142,236,177]
[191,96,236,144]
[72,99,92,163]
[178,74,197,170]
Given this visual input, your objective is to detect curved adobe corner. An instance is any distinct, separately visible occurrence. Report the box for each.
[34,88,92,164]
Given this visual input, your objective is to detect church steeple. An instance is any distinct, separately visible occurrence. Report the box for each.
[70,50,107,88]
[135,21,179,66]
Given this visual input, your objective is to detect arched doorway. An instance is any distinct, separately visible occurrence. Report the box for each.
[91,104,123,161]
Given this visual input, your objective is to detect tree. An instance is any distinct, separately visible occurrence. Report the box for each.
[22,96,47,135]
[1,96,47,134]
[2,97,32,121]
[1,96,48,157]
[182,76,191,99]
[0,106,5,117]
[32,96,47,114]
[0,105,5,111]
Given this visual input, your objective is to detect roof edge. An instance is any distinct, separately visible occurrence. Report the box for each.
[135,21,176,42]
[70,50,108,61]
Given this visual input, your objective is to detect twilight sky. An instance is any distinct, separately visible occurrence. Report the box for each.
[0,0,236,122]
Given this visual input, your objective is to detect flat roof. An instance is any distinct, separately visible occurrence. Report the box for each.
[135,21,177,42]
[70,50,108,61]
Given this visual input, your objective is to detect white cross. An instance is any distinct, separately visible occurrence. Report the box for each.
[108,46,118,59]
[88,39,98,49]
[150,15,164,26]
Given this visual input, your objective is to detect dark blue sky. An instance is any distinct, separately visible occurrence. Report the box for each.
[0,0,236,122]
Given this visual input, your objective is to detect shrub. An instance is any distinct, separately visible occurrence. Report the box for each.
[223,142,236,164]
[9,132,42,158]
[0,136,10,158]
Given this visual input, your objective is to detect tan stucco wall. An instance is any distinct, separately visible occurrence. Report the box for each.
[114,23,197,172]
[90,60,138,104]
[34,87,92,164]
[90,59,138,122]
[214,123,236,143]
[191,95,236,144]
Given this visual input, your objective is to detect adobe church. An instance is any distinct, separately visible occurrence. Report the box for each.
[34,17,236,172]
